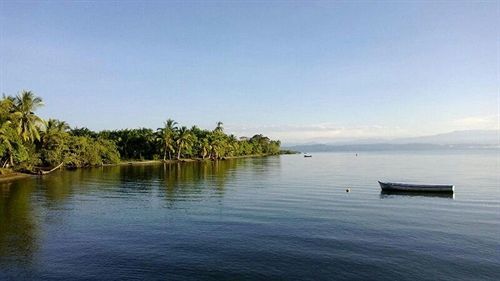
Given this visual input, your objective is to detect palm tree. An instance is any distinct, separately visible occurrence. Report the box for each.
[0,121,14,167]
[159,119,177,160]
[176,126,195,160]
[39,119,70,166]
[0,95,15,118]
[41,119,69,147]
[200,138,211,159]
[209,122,226,159]
[12,90,44,142]
[210,137,226,160]
[228,134,239,156]
[214,121,224,133]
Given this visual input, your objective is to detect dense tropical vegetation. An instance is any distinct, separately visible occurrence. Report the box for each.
[0,91,281,174]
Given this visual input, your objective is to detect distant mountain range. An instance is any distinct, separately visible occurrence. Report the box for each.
[283,130,500,152]
[391,130,499,145]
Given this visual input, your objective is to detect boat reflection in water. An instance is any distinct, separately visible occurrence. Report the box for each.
[380,190,455,199]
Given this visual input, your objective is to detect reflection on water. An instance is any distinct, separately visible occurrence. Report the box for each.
[0,158,251,266]
[380,190,455,199]
[0,152,498,281]
[0,180,38,264]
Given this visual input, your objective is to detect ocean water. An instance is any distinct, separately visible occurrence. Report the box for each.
[1,151,499,280]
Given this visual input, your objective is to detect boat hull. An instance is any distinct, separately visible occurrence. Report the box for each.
[378,181,454,193]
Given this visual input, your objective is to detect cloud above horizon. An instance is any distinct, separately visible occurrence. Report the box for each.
[452,115,499,131]
[227,116,499,144]
[227,123,412,143]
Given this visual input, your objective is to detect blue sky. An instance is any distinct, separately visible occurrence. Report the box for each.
[1,1,498,143]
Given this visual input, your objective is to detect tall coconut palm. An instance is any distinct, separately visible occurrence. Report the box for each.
[214,121,224,133]
[12,91,44,142]
[228,134,239,156]
[176,126,195,160]
[159,119,177,160]
[210,137,226,160]
[200,138,211,159]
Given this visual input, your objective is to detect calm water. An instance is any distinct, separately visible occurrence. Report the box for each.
[1,151,499,280]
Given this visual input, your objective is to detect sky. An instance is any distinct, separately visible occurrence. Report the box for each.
[1,1,498,144]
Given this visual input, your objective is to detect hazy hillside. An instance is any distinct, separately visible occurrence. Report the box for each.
[394,130,499,145]
[284,130,499,152]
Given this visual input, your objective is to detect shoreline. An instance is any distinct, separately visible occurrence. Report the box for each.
[0,154,277,184]
[119,154,274,165]
[0,172,33,183]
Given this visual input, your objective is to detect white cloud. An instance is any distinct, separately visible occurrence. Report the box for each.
[225,123,413,143]
[452,115,499,130]
[225,115,500,144]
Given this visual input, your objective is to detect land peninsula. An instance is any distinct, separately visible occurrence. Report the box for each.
[0,91,282,179]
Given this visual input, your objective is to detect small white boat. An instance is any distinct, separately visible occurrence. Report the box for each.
[378,181,454,193]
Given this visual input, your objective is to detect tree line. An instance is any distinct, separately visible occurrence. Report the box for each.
[1,91,281,172]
